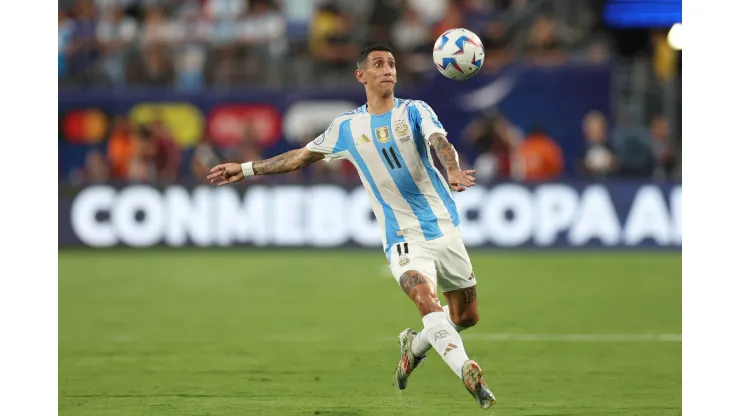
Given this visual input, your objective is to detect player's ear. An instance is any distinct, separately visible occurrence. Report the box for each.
[355,69,366,85]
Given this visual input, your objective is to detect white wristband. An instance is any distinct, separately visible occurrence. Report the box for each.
[241,161,255,177]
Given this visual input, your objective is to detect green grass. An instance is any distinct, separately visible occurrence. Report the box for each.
[59,250,681,415]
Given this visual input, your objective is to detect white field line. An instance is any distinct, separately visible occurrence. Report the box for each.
[460,333,681,342]
[256,333,682,344]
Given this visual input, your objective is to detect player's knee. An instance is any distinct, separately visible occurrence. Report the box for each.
[449,305,480,328]
[455,310,479,328]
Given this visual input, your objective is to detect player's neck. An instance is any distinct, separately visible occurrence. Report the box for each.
[365,94,395,115]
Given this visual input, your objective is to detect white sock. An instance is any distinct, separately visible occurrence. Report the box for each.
[421,311,470,379]
[411,305,467,357]
[411,328,432,357]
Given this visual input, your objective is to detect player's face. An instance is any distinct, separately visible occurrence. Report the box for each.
[356,51,397,97]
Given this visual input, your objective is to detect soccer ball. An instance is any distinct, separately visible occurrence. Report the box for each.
[432,28,485,80]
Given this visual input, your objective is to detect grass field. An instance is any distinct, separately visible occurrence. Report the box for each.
[59,250,681,415]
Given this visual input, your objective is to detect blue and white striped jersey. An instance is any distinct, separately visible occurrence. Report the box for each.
[305,97,461,256]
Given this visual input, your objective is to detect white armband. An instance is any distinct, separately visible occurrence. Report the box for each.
[241,161,255,177]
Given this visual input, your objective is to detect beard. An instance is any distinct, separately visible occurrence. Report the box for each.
[379,83,394,98]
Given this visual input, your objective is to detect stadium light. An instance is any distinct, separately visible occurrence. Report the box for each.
[667,23,683,51]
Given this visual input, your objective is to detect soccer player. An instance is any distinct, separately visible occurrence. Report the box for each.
[207,44,496,410]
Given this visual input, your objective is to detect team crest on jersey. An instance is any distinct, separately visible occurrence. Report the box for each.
[313,134,325,145]
[399,255,410,266]
[393,120,410,136]
[375,126,390,143]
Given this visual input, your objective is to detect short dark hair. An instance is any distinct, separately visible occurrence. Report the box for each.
[357,44,394,69]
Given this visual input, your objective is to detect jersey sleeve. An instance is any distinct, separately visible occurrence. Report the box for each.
[304,116,346,161]
[413,100,447,142]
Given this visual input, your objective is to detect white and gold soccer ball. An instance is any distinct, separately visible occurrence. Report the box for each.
[432,28,485,80]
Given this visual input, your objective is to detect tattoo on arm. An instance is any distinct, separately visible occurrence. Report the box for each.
[399,272,428,295]
[428,133,460,173]
[462,286,477,304]
[253,149,323,175]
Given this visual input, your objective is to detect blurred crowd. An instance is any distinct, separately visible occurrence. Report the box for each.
[462,107,679,184]
[68,106,680,186]
[59,0,611,89]
[60,0,681,185]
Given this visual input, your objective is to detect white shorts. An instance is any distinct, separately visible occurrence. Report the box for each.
[387,228,477,293]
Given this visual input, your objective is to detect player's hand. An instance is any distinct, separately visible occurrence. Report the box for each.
[207,163,245,186]
[447,169,476,192]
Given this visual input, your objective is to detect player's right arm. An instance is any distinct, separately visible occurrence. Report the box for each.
[207,148,325,186]
[207,115,345,186]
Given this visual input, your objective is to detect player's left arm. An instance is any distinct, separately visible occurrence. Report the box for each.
[428,133,476,192]
[428,132,462,173]
[416,100,475,192]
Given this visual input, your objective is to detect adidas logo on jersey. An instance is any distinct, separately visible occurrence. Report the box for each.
[355,134,371,146]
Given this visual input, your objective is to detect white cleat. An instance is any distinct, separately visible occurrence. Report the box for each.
[395,328,425,390]
[461,360,497,410]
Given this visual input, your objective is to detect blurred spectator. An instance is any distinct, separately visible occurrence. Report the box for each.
[71,149,111,184]
[205,0,248,21]
[281,0,320,23]
[220,125,271,181]
[308,2,358,79]
[139,6,173,48]
[131,45,175,86]
[93,0,136,15]
[479,18,513,72]
[578,111,617,178]
[127,127,157,183]
[367,0,402,45]
[147,119,183,183]
[390,4,428,54]
[391,2,432,80]
[107,116,136,180]
[459,0,494,35]
[651,29,678,84]
[59,10,75,79]
[650,114,678,180]
[170,1,212,90]
[585,39,610,64]
[67,0,99,84]
[432,3,464,38]
[207,0,242,46]
[407,0,447,26]
[611,108,655,178]
[96,6,138,87]
[209,44,240,86]
[464,112,522,182]
[236,0,288,85]
[491,0,528,13]
[524,14,567,65]
[190,140,224,184]
[512,125,564,182]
